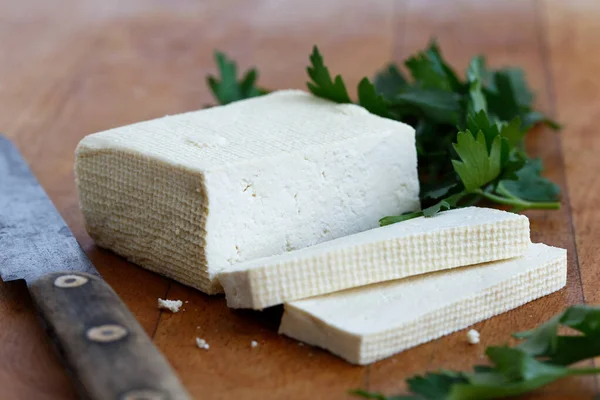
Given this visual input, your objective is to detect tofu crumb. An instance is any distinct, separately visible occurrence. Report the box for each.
[158,298,183,313]
[251,340,258,348]
[195,337,210,350]
[467,329,480,344]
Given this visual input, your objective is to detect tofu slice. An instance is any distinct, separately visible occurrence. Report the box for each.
[219,207,530,309]
[279,243,566,365]
[74,90,419,294]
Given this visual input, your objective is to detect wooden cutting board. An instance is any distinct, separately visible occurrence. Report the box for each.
[1,0,598,398]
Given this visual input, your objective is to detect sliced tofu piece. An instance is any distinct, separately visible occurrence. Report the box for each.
[219,207,530,309]
[75,90,419,294]
[279,243,567,365]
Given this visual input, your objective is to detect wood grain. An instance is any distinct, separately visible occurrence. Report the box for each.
[0,0,596,399]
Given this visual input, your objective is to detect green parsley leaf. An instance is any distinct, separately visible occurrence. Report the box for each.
[465,110,500,151]
[423,192,465,217]
[496,68,534,108]
[498,117,524,149]
[515,305,600,365]
[207,52,264,105]
[485,69,559,131]
[486,71,522,122]
[358,77,393,118]
[306,46,352,103]
[408,371,467,398]
[466,56,488,115]
[349,389,415,400]
[379,211,424,226]
[497,159,560,202]
[374,64,408,101]
[379,192,465,226]
[393,88,462,125]
[404,40,462,93]
[406,53,453,92]
[452,130,502,192]
[421,181,460,202]
[422,39,463,92]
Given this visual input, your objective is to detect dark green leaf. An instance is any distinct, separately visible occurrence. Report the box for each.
[515,305,600,365]
[499,148,527,181]
[421,181,460,201]
[485,347,567,382]
[394,88,462,125]
[404,40,462,93]
[538,336,600,366]
[497,159,560,202]
[424,40,463,92]
[374,64,408,101]
[466,56,488,114]
[306,46,352,103]
[349,389,417,400]
[207,52,264,105]
[468,80,487,115]
[358,77,392,118]
[466,56,486,84]
[466,110,500,152]
[497,68,534,108]
[521,110,561,131]
[422,192,465,217]
[498,117,524,148]
[485,71,521,122]
[408,371,467,398]
[379,211,424,226]
[559,305,600,336]
[406,54,452,91]
[514,314,561,356]
[348,389,388,400]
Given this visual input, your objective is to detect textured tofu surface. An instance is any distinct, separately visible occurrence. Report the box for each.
[279,243,567,365]
[74,90,419,293]
[219,207,530,309]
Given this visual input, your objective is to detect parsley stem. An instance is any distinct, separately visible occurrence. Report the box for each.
[495,183,521,201]
[568,367,600,375]
[473,189,560,210]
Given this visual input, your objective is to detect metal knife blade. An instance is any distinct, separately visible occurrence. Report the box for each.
[0,134,98,283]
[0,134,190,400]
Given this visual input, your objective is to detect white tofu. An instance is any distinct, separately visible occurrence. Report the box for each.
[157,298,182,313]
[219,207,530,309]
[466,329,480,344]
[75,90,419,294]
[279,243,567,365]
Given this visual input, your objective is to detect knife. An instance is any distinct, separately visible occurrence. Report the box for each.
[0,134,191,400]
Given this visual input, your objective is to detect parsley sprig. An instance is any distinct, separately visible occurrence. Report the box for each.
[206,52,267,105]
[350,305,600,400]
[206,40,561,223]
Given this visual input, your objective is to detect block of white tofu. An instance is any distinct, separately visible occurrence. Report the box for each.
[219,207,530,309]
[279,243,566,365]
[74,90,419,294]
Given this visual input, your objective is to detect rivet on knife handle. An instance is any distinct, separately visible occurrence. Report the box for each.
[30,272,190,400]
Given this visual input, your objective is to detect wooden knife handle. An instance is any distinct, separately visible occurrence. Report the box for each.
[29,272,191,400]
